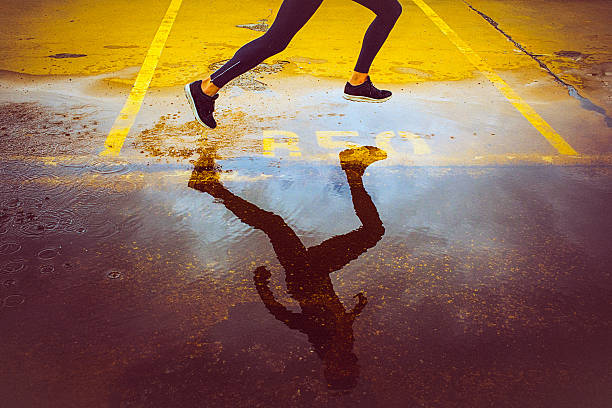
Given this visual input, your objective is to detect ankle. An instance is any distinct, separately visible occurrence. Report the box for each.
[349,72,368,86]
[200,78,219,97]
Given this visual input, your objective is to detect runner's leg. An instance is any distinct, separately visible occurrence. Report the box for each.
[209,0,324,89]
[351,0,402,75]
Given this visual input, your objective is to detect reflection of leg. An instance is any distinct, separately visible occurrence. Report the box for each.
[345,170,383,233]
[188,163,308,270]
[340,146,387,230]
[307,147,386,272]
[351,0,402,73]
[209,0,324,88]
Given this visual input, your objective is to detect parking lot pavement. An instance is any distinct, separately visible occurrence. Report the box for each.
[1,1,611,407]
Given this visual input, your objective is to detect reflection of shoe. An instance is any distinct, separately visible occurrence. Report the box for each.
[188,156,221,190]
[343,76,392,103]
[340,146,387,175]
[253,266,272,284]
[184,80,218,129]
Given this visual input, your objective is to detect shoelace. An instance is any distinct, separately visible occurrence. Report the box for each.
[203,94,218,115]
[363,78,383,98]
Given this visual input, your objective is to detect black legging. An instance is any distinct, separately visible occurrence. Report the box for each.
[210,0,402,88]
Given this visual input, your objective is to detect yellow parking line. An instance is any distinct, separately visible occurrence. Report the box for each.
[100,0,183,156]
[410,0,578,156]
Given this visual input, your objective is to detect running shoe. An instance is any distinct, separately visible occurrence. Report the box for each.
[343,76,392,103]
[184,80,218,129]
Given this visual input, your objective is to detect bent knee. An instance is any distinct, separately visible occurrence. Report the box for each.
[364,223,385,240]
[385,0,403,22]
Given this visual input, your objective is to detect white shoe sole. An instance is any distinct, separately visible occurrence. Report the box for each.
[184,83,211,128]
[343,93,391,103]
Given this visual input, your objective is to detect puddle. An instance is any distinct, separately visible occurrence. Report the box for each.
[0,44,611,406]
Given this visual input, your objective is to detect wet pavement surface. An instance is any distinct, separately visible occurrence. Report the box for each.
[2,0,612,407]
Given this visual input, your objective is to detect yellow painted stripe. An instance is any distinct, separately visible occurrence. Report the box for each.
[410,0,578,156]
[398,131,432,155]
[100,0,183,156]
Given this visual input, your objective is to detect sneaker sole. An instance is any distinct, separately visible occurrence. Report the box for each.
[343,93,391,103]
[184,83,213,129]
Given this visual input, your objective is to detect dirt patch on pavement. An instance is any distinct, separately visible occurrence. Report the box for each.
[134,109,263,161]
[0,102,102,158]
[207,60,289,91]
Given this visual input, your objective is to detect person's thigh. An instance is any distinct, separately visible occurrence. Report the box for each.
[350,0,397,15]
[266,0,324,41]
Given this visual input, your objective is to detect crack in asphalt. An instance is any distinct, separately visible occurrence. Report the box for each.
[462,0,612,127]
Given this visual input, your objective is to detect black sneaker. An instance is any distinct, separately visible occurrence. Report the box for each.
[343,76,392,103]
[184,80,218,128]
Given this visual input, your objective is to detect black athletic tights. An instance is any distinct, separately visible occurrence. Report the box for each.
[210,0,402,88]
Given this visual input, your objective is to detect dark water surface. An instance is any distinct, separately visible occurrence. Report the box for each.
[1,138,611,407]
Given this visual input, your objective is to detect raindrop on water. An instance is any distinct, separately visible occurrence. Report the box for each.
[0,242,21,255]
[19,212,61,236]
[1,260,26,274]
[37,247,59,260]
[90,158,129,175]
[40,265,55,274]
[3,294,25,308]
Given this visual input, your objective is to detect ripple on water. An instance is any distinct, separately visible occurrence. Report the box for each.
[3,279,17,287]
[2,197,23,211]
[37,247,60,260]
[18,211,62,237]
[0,242,21,255]
[3,294,26,308]
[57,209,87,234]
[0,174,22,194]
[21,172,84,207]
[86,220,119,239]
[40,265,55,275]
[3,197,44,218]
[1,260,26,274]
[90,158,130,175]
[68,191,111,215]
[58,156,94,169]
[107,270,122,279]
[0,218,11,235]
[5,200,88,237]
[110,178,139,197]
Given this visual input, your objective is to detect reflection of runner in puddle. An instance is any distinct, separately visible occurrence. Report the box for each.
[188,146,387,389]
[185,0,403,128]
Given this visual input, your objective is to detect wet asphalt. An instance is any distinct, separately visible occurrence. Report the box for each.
[1,0,612,407]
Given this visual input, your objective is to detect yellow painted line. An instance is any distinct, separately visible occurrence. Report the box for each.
[100,0,183,156]
[375,131,432,156]
[398,131,432,155]
[316,131,359,149]
[262,130,302,157]
[410,0,578,156]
